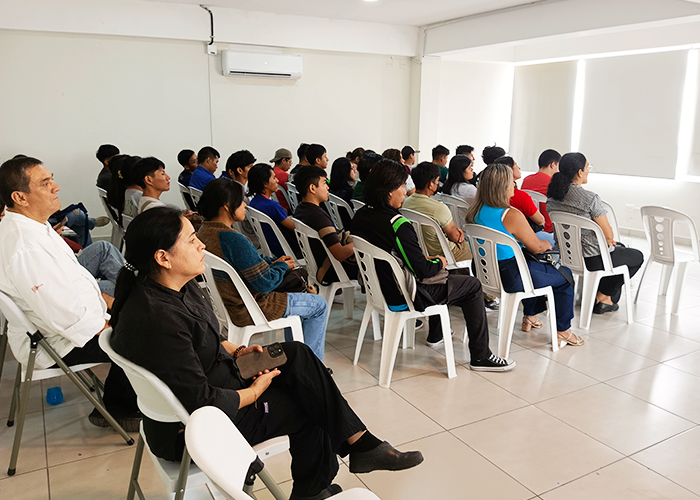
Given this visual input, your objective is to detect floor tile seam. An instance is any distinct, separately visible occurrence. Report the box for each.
[470,369,561,404]
[660,349,700,367]
[535,456,629,497]
[627,452,700,498]
[587,327,700,363]
[599,379,700,425]
[627,424,700,459]
[0,465,48,481]
[442,402,532,432]
[45,444,134,470]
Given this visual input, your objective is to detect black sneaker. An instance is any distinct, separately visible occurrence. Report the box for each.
[470,354,515,372]
[485,298,500,311]
[415,319,424,331]
[290,483,342,500]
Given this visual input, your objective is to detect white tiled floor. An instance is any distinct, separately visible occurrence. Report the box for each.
[2,236,700,499]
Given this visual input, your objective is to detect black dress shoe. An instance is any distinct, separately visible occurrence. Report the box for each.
[592,302,619,314]
[289,483,342,500]
[349,441,424,474]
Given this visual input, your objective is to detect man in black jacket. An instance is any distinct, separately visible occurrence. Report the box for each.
[351,159,515,372]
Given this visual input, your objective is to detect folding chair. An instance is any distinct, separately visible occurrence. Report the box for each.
[245,206,305,267]
[636,206,700,314]
[178,182,196,211]
[97,187,124,249]
[351,236,457,388]
[186,406,381,500]
[549,211,633,329]
[399,208,471,271]
[189,187,203,207]
[0,291,133,476]
[327,193,355,231]
[291,218,358,322]
[202,251,304,347]
[98,329,289,500]
[463,225,559,359]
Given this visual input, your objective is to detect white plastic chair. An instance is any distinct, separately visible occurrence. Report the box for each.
[121,214,134,233]
[0,291,132,476]
[291,218,358,321]
[202,251,304,346]
[636,206,700,314]
[351,236,457,388]
[274,185,291,211]
[351,199,365,211]
[523,189,546,206]
[98,329,290,500]
[286,184,300,213]
[189,187,203,206]
[186,406,381,500]
[434,193,470,231]
[245,206,305,267]
[327,193,355,231]
[97,187,124,249]
[178,182,196,211]
[601,200,620,241]
[549,211,632,329]
[399,208,471,271]
[463,224,559,359]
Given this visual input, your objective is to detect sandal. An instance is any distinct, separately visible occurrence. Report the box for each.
[558,330,584,347]
[522,316,543,332]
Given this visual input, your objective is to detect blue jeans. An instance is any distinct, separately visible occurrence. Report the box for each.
[498,257,575,332]
[282,293,328,361]
[77,241,125,296]
[65,209,95,247]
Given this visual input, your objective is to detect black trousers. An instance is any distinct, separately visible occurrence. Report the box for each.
[145,342,365,498]
[59,335,138,415]
[585,246,644,302]
[420,274,491,361]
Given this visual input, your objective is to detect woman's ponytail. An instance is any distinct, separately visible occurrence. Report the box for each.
[547,152,587,201]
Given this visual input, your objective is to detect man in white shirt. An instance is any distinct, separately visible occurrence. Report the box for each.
[0,156,139,430]
[134,157,170,213]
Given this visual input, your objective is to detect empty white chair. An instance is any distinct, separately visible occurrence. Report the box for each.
[462,224,559,358]
[291,218,357,321]
[352,236,457,388]
[636,206,700,314]
[549,211,633,329]
[399,208,471,271]
[186,406,381,500]
[327,193,355,231]
[202,251,304,346]
[351,199,365,211]
[98,329,290,500]
[189,186,203,206]
[0,291,132,476]
[246,206,305,267]
[287,184,300,213]
[178,182,196,211]
[97,187,124,249]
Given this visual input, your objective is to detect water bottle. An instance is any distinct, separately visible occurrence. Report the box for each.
[46,386,64,405]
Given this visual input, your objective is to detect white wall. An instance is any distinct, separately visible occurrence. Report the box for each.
[0,29,412,238]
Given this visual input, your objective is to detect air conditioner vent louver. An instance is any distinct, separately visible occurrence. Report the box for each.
[221,51,302,80]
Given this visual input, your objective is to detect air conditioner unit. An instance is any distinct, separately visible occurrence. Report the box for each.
[221,51,302,80]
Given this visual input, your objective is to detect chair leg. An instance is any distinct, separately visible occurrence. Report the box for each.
[320,284,340,323]
[634,259,651,304]
[342,287,354,319]
[7,363,21,425]
[659,264,674,296]
[354,306,374,364]
[127,433,146,500]
[173,445,192,500]
[378,313,405,389]
[371,309,382,341]
[438,310,457,379]
[671,261,688,315]
[623,269,633,325]
[0,331,7,389]
[402,317,415,350]
[497,295,520,359]
[546,289,559,353]
[579,273,601,330]
[8,351,38,476]
[258,467,287,500]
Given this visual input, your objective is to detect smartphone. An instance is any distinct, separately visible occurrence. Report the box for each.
[236,342,287,380]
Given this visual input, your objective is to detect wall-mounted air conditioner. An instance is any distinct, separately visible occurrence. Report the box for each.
[221,51,302,79]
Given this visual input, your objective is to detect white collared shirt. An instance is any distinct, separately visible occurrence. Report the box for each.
[0,211,109,368]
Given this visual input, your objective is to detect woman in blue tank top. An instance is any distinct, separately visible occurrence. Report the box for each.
[466,164,581,347]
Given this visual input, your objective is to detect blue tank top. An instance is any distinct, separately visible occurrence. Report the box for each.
[474,205,516,260]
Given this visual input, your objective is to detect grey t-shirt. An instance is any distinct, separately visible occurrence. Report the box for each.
[547,184,606,257]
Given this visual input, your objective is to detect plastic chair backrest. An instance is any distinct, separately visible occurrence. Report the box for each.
[462,224,535,297]
[640,206,700,265]
[327,194,354,231]
[178,182,196,211]
[351,199,365,211]
[436,194,470,229]
[189,187,203,206]
[275,185,291,209]
[0,291,38,336]
[352,236,416,314]
[245,206,299,264]
[202,251,270,327]
[121,214,133,232]
[399,208,458,267]
[286,185,300,213]
[291,217,351,285]
[523,190,547,206]
[549,211,614,275]
[99,328,190,424]
[185,406,257,500]
[601,200,620,241]
[97,187,121,226]
[324,201,341,229]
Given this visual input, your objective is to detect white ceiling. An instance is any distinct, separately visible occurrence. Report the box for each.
[147,0,537,27]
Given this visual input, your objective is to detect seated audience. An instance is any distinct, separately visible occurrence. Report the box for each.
[350,160,514,371]
[305,144,329,170]
[188,146,220,191]
[403,161,472,263]
[383,148,415,195]
[287,143,310,184]
[466,163,580,345]
[224,150,256,187]
[270,148,293,212]
[521,149,561,234]
[247,163,300,258]
[96,144,119,190]
[346,147,365,170]
[197,179,326,360]
[110,206,423,500]
[176,149,198,187]
[432,144,450,183]
[328,157,357,230]
[352,151,382,202]
[455,144,476,165]
[547,152,644,314]
[401,145,416,167]
[442,155,477,204]
[133,157,170,213]
[0,156,139,430]
[294,166,358,285]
